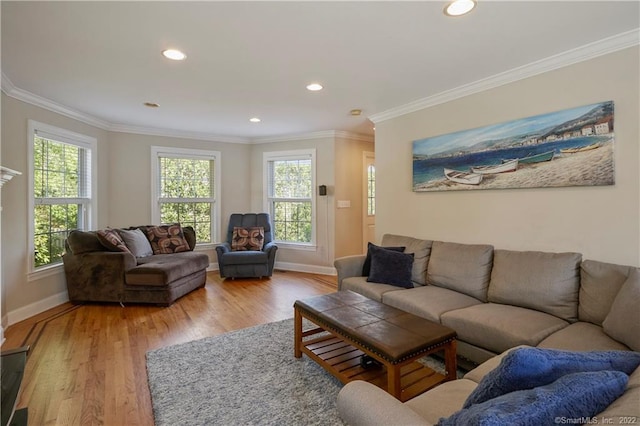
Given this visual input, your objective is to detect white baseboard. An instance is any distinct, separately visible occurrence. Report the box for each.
[207,262,218,272]
[274,261,336,276]
[6,290,69,326]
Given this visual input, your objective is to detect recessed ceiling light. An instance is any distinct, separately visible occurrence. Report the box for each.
[444,0,477,17]
[350,109,362,116]
[249,117,261,123]
[306,83,323,91]
[162,49,187,61]
[144,102,160,108]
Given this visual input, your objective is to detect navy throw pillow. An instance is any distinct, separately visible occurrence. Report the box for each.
[362,242,406,276]
[366,244,414,288]
[439,370,628,426]
[464,347,640,408]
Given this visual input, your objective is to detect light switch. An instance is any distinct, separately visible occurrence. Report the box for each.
[337,200,351,208]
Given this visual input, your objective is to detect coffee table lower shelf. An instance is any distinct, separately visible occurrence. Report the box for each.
[300,332,447,402]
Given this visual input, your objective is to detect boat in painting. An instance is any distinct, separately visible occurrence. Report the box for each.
[444,168,483,185]
[560,143,601,154]
[502,150,555,164]
[471,159,519,174]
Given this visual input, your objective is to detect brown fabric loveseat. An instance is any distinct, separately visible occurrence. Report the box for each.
[62,225,209,306]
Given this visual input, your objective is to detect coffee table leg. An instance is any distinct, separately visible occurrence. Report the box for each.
[444,340,457,381]
[294,308,302,358]
[387,364,402,400]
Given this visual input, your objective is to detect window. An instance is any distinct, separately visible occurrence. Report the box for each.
[28,120,97,277]
[151,147,221,245]
[264,150,316,246]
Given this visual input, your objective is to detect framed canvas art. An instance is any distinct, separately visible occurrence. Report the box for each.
[412,101,614,192]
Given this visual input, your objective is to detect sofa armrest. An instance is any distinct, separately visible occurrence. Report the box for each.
[334,255,366,290]
[337,381,431,426]
[216,242,231,255]
[62,251,136,303]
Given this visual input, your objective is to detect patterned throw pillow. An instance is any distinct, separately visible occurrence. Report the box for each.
[231,227,265,251]
[146,223,190,254]
[97,228,130,253]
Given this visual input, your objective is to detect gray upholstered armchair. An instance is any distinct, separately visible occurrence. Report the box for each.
[215,213,278,279]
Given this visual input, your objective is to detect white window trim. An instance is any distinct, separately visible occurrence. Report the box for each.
[27,120,98,281]
[150,146,221,245]
[263,149,316,249]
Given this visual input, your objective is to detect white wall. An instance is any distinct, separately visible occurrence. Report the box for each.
[107,132,251,239]
[374,47,640,266]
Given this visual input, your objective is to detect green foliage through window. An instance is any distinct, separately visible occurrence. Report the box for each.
[268,156,313,244]
[158,156,215,243]
[33,136,89,268]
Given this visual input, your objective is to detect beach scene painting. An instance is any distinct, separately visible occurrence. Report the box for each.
[413,101,615,192]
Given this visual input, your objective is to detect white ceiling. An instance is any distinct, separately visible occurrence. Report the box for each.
[2,1,639,142]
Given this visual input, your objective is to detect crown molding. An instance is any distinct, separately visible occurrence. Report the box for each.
[108,123,251,144]
[334,131,374,143]
[1,72,17,94]
[253,130,373,144]
[2,73,346,145]
[369,29,640,124]
[2,72,112,130]
[252,130,338,144]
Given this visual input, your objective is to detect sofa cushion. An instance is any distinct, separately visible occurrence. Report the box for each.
[579,259,633,325]
[603,268,640,351]
[231,226,264,251]
[220,250,268,265]
[67,230,105,254]
[463,347,640,408]
[487,249,581,322]
[118,228,154,258]
[463,346,528,384]
[383,285,482,323]
[441,370,628,426]
[367,245,414,288]
[361,242,405,276]
[341,276,405,302]
[427,241,493,302]
[441,303,568,354]
[538,322,630,352]
[146,223,190,254]
[126,252,209,286]
[381,234,433,286]
[97,228,130,253]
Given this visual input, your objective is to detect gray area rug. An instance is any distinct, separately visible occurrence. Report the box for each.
[146,318,456,426]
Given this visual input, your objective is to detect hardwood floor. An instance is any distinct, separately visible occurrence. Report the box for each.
[2,271,337,426]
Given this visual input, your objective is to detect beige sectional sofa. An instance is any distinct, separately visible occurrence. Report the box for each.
[337,345,640,425]
[335,234,637,365]
[334,234,639,424]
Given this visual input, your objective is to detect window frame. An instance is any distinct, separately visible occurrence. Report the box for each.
[150,146,221,247]
[263,149,316,250]
[27,120,98,280]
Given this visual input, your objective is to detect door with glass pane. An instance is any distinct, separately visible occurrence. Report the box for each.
[362,152,375,253]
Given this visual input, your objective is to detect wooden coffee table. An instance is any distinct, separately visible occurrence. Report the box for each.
[294,290,457,402]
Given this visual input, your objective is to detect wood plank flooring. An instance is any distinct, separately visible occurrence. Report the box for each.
[2,271,337,426]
